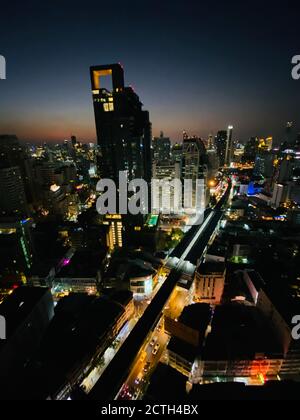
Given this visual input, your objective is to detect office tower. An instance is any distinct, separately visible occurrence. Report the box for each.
[224,125,234,166]
[0,135,24,168]
[207,134,214,150]
[0,135,36,206]
[257,137,273,153]
[278,157,293,183]
[194,262,226,304]
[0,166,28,218]
[0,218,34,273]
[206,149,219,179]
[152,131,171,163]
[171,142,183,163]
[90,63,152,185]
[285,121,294,145]
[265,137,273,151]
[243,137,259,162]
[152,161,181,213]
[182,136,208,210]
[71,135,77,146]
[271,183,289,208]
[215,130,227,166]
[90,64,152,248]
[0,287,54,384]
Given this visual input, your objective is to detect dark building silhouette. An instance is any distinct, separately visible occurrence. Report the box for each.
[285,121,294,145]
[243,137,259,162]
[225,125,234,166]
[0,287,54,388]
[0,135,35,212]
[90,63,151,185]
[215,130,227,166]
[153,131,171,163]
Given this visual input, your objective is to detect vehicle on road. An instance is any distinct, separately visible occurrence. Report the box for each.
[133,390,139,400]
[135,372,143,385]
[149,336,158,346]
[152,343,160,355]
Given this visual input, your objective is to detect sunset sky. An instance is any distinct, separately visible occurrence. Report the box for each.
[0,1,299,144]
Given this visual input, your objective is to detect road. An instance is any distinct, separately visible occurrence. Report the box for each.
[79,271,168,396]
[88,180,231,401]
[119,321,169,400]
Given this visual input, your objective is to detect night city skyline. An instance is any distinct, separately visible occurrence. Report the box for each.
[2,0,300,406]
[0,1,300,144]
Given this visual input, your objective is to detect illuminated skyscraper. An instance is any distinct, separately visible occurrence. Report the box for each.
[152,131,171,163]
[215,130,227,166]
[224,125,234,166]
[90,63,151,185]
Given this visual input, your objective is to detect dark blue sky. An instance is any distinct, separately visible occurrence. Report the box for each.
[0,0,299,144]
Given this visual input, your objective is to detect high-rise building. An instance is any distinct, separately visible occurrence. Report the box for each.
[90,64,152,248]
[194,262,226,304]
[253,153,274,178]
[0,135,23,168]
[71,135,77,147]
[182,136,208,209]
[90,63,151,185]
[0,135,37,207]
[278,157,293,183]
[215,130,227,166]
[0,219,34,273]
[243,137,259,162]
[207,134,214,150]
[152,131,171,163]
[271,183,289,208]
[152,161,181,213]
[171,142,183,163]
[0,166,28,218]
[285,121,294,145]
[224,125,234,166]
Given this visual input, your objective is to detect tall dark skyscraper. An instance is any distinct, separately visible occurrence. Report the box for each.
[90,64,152,185]
[225,125,234,166]
[152,131,171,163]
[215,130,227,166]
[285,121,294,145]
[0,135,29,219]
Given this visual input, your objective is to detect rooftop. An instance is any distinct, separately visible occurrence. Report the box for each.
[202,303,283,360]
[198,261,226,275]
